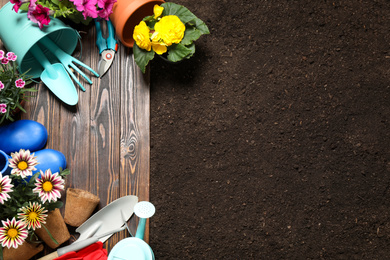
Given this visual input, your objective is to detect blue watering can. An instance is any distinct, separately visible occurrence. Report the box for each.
[108,201,156,260]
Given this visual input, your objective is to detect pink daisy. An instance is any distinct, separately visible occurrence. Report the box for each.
[0,174,14,204]
[0,50,4,59]
[8,149,39,178]
[0,218,28,249]
[33,169,65,204]
[15,79,25,88]
[17,202,48,230]
[0,81,4,90]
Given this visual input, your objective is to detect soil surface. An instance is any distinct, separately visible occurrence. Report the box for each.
[149,0,390,259]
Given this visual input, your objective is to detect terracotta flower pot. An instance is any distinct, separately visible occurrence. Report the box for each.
[110,0,165,47]
[2,241,44,260]
[35,208,70,249]
[64,188,100,227]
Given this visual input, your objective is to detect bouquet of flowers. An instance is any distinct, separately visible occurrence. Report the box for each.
[133,2,209,73]
[0,149,69,258]
[0,50,36,125]
[10,0,116,28]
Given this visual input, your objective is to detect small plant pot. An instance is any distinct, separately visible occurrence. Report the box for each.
[64,188,100,227]
[0,2,79,78]
[2,241,44,260]
[110,0,165,47]
[35,208,70,249]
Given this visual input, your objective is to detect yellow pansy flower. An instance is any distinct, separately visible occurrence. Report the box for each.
[154,15,185,46]
[154,5,164,19]
[133,21,152,51]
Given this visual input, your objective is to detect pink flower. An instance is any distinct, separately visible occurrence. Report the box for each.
[10,0,27,12]
[97,0,116,20]
[71,0,98,19]
[1,58,8,65]
[15,79,25,88]
[0,174,13,204]
[0,104,7,114]
[0,50,4,59]
[6,52,17,61]
[0,81,4,90]
[33,169,65,204]
[28,0,52,29]
[0,218,28,249]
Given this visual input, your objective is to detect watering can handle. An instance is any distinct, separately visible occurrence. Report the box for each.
[135,218,147,240]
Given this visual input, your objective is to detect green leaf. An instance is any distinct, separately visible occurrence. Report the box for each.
[161,2,210,35]
[133,43,155,73]
[50,0,61,6]
[19,2,29,11]
[167,44,193,62]
[46,201,64,211]
[181,26,202,46]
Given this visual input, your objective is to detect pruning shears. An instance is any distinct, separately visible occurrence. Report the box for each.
[95,18,118,78]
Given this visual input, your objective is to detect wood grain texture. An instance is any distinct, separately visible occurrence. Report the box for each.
[0,0,150,254]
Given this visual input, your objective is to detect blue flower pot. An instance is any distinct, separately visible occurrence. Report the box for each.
[0,120,48,155]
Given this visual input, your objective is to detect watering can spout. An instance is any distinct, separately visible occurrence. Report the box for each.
[135,218,147,240]
[133,201,156,241]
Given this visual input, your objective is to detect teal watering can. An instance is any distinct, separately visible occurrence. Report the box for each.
[108,201,156,260]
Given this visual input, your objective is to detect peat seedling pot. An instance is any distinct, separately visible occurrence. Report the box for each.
[110,0,164,47]
[64,188,100,227]
[2,240,44,260]
[35,208,71,249]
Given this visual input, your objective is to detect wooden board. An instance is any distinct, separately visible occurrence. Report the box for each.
[0,0,150,254]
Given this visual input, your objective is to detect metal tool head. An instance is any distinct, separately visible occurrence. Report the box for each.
[76,195,138,243]
[98,49,116,77]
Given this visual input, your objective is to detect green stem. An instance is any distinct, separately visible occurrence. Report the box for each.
[42,224,59,245]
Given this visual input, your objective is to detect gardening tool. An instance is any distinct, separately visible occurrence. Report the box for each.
[38,195,138,260]
[95,18,118,77]
[30,44,78,106]
[39,37,100,91]
[108,201,156,260]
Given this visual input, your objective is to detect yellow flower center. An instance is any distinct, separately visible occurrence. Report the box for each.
[42,181,53,192]
[0,186,2,192]
[28,211,38,220]
[7,228,17,238]
[17,161,28,170]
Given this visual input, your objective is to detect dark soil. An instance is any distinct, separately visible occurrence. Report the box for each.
[149,0,390,259]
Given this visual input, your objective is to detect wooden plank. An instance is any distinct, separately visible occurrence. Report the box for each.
[119,49,150,240]
[0,0,150,253]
